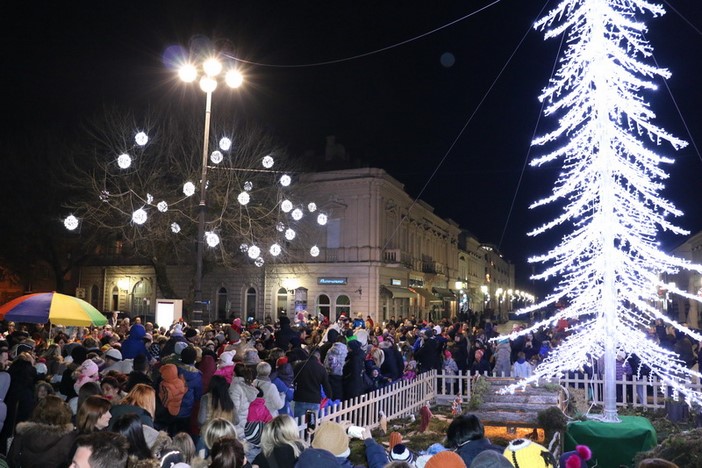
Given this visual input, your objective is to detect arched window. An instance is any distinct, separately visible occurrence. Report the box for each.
[318,294,331,319]
[90,285,100,310]
[277,288,288,316]
[217,287,229,321]
[111,286,119,311]
[131,280,152,318]
[335,295,350,320]
[246,287,257,321]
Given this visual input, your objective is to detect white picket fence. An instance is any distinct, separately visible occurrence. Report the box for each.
[295,370,702,438]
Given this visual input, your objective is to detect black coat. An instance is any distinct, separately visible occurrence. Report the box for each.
[342,341,365,400]
[380,345,404,381]
[415,337,440,373]
[292,358,331,404]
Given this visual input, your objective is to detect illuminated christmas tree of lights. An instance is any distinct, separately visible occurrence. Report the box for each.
[510,0,702,421]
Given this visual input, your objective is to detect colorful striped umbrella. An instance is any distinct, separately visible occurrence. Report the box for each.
[0,292,107,326]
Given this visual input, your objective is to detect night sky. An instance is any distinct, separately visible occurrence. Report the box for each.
[2,0,702,293]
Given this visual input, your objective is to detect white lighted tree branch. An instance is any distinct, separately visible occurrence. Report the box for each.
[508,0,702,420]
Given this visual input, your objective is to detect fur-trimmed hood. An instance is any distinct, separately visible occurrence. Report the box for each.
[14,421,76,451]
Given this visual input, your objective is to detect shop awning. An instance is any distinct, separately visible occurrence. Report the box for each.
[432,287,457,300]
[411,287,442,303]
[381,285,415,299]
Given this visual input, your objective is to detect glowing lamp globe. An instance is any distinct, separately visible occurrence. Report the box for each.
[210,150,223,164]
[64,215,79,231]
[199,76,217,93]
[237,192,250,205]
[281,200,293,213]
[280,174,291,187]
[239,243,249,253]
[310,245,320,257]
[285,228,296,241]
[262,155,274,168]
[270,243,282,256]
[132,208,147,225]
[203,58,222,77]
[135,132,148,146]
[248,245,261,259]
[225,70,243,88]
[183,182,196,197]
[157,201,168,212]
[254,257,264,267]
[308,202,317,212]
[317,213,328,225]
[205,232,220,247]
[170,222,181,233]
[178,64,197,83]
[219,137,232,151]
[117,153,132,169]
[291,208,303,221]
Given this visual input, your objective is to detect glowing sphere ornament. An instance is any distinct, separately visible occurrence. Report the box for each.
[280,174,291,187]
[291,208,303,221]
[205,232,220,247]
[284,228,296,241]
[247,245,260,259]
[262,155,274,168]
[281,200,293,213]
[210,150,223,164]
[157,201,168,212]
[132,208,147,225]
[276,222,285,232]
[170,222,181,233]
[244,181,253,192]
[178,64,197,82]
[219,137,232,151]
[310,245,320,257]
[135,132,148,146]
[308,202,317,212]
[317,213,328,225]
[239,243,249,253]
[254,257,264,267]
[117,153,132,169]
[146,193,154,204]
[64,215,79,231]
[183,182,195,197]
[269,243,282,256]
[237,192,250,205]
[225,70,244,88]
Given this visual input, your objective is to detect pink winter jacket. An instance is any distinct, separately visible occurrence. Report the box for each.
[247,397,273,423]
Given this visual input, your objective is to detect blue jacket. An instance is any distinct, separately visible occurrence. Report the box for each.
[456,438,503,466]
[175,363,202,418]
[121,324,149,360]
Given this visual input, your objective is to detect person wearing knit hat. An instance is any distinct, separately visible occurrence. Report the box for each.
[174,341,188,356]
[425,451,467,468]
[389,444,414,464]
[503,439,556,468]
[74,359,100,394]
[471,450,513,468]
[388,431,404,451]
[558,445,591,468]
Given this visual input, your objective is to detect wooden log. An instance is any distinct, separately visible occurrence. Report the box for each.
[470,411,540,427]
[482,394,561,406]
[479,402,558,413]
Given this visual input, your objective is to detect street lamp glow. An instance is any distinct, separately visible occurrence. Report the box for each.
[203,58,222,77]
[178,64,197,83]
[64,215,79,231]
[270,243,282,256]
[225,70,244,88]
[135,132,148,146]
[132,208,147,225]
[183,182,196,197]
[117,153,132,169]
[199,76,217,93]
[219,137,232,151]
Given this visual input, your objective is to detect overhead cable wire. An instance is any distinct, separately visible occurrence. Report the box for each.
[223,0,502,68]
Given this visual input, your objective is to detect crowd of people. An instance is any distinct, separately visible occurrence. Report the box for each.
[0,309,691,468]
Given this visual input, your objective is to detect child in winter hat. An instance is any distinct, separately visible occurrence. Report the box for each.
[503,438,556,468]
[73,359,100,394]
[559,445,592,468]
[424,451,466,468]
[311,421,351,459]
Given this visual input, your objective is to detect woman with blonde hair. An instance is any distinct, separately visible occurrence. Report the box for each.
[110,383,156,428]
[197,417,239,459]
[76,395,112,434]
[252,414,307,468]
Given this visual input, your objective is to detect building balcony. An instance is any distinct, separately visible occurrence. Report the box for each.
[383,249,413,268]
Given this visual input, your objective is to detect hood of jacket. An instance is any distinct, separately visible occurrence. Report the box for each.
[160,363,179,381]
[128,323,146,340]
[15,421,75,451]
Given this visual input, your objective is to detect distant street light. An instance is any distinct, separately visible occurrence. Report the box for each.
[179,56,243,325]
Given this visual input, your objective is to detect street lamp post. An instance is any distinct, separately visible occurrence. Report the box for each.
[179,57,243,325]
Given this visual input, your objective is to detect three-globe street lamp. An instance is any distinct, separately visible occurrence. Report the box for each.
[179,57,243,325]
